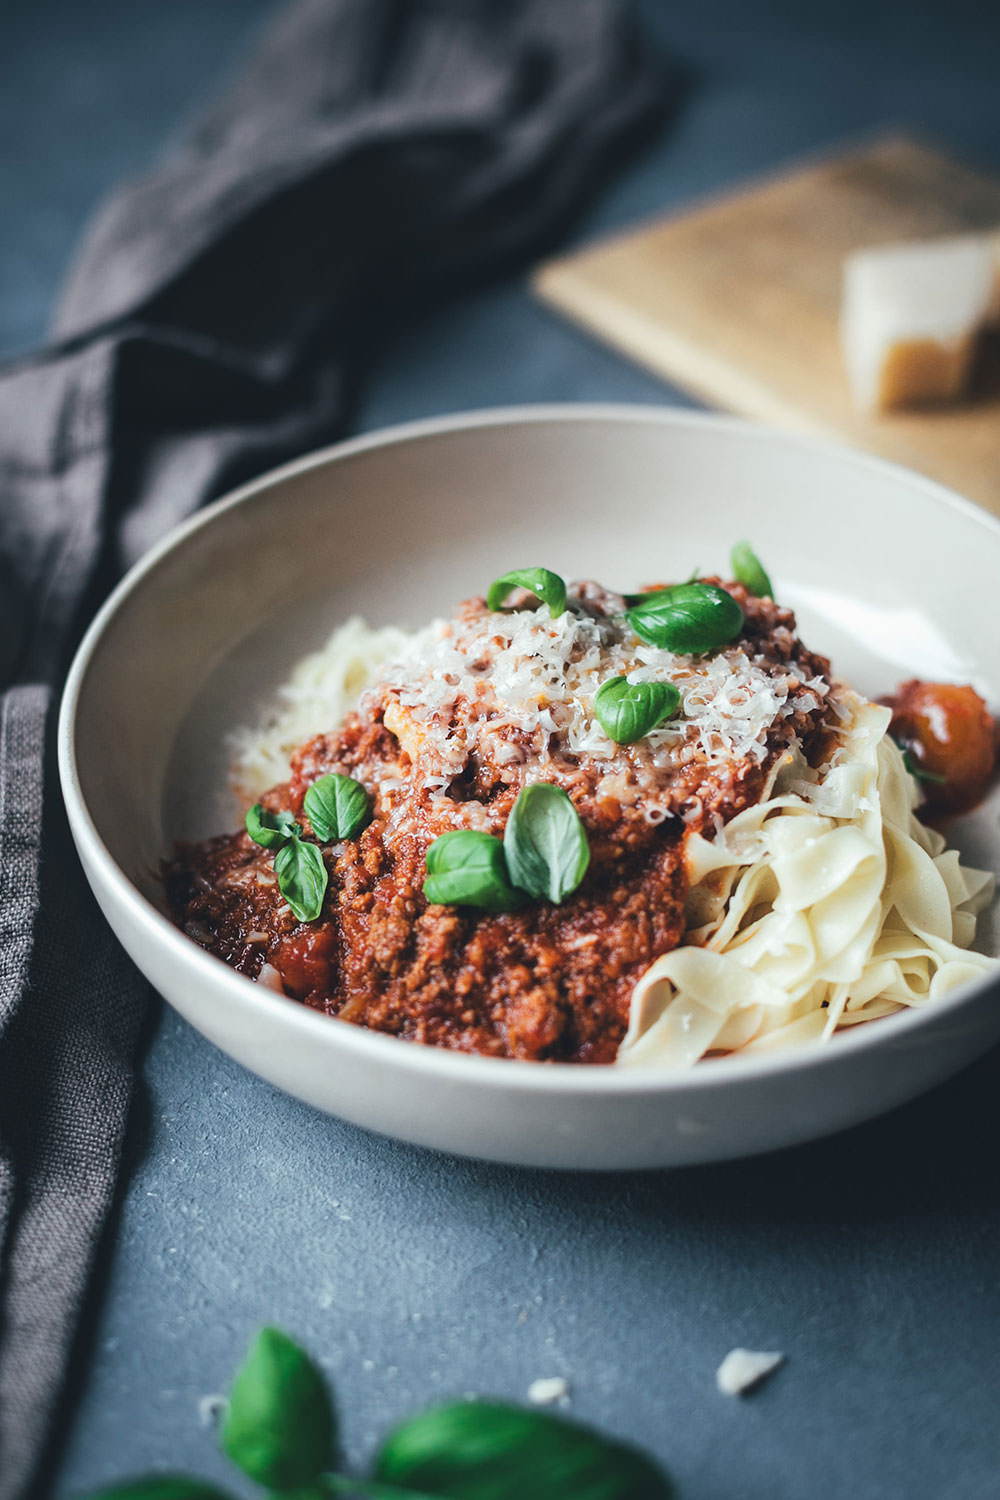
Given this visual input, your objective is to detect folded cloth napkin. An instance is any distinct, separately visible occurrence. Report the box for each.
[0,1,667,1491]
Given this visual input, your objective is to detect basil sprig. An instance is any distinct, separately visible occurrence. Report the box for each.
[424,831,522,911]
[730,540,774,599]
[626,582,743,654]
[503,783,590,904]
[594,676,681,744]
[244,773,368,924]
[84,1326,674,1500]
[246,803,328,923]
[424,785,589,911]
[304,771,370,841]
[487,567,567,617]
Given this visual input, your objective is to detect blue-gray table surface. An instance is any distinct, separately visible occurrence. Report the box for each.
[5,2,1000,1496]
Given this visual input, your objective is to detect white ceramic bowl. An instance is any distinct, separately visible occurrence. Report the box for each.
[59,406,1000,1169]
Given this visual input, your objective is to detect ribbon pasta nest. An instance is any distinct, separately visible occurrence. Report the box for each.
[619,692,995,1066]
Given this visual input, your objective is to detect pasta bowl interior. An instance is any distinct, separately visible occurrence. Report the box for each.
[59,407,1000,1169]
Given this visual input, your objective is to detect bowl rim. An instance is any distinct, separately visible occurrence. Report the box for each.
[58,401,1000,1099]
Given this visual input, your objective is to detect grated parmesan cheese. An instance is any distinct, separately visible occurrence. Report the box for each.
[364,599,828,831]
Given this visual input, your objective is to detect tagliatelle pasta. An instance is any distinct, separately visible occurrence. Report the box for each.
[618,692,996,1067]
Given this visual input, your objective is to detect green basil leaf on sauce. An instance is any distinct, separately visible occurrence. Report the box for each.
[304,772,371,842]
[487,568,567,618]
[221,1327,335,1490]
[625,582,743,655]
[504,784,589,904]
[594,676,681,744]
[274,838,329,923]
[79,1481,235,1500]
[730,540,774,599]
[374,1400,674,1500]
[245,804,299,850]
[424,831,522,912]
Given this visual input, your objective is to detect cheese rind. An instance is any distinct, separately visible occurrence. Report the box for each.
[841,231,1000,412]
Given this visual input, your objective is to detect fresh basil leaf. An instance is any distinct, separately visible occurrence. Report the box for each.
[274,838,329,923]
[373,1401,674,1500]
[424,831,521,912]
[245,804,300,851]
[594,676,681,744]
[626,583,743,655]
[901,747,947,784]
[504,784,589,904]
[304,772,370,842]
[221,1327,335,1489]
[79,1481,233,1500]
[730,540,774,599]
[486,568,567,618]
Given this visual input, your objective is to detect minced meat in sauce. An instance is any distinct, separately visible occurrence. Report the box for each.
[166,580,833,1063]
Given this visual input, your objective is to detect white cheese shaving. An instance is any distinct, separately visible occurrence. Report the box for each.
[528,1376,570,1406]
[197,1393,228,1427]
[715,1348,785,1396]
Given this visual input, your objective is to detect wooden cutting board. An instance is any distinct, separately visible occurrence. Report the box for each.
[534,137,1000,515]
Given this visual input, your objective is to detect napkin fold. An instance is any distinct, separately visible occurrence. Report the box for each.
[0,2,667,1492]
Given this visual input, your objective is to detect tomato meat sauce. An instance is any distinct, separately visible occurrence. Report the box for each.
[166,582,838,1063]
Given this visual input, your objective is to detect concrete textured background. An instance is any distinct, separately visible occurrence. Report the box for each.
[4,1,1000,1496]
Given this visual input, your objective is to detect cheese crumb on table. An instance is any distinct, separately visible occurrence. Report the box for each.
[197,1393,228,1428]
[841,230,1000,412]
[715,1348,785,1396]
[528,1376,570,1405]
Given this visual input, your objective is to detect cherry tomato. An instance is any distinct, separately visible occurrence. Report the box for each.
[886,680,996,817]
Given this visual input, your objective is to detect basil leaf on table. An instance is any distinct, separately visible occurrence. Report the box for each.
[504,784,589,904]
[423,831,522,911]
[486,567,567,617]
[221,1327,335,1489]
[275,838,329,923]
[81,1481,235,1500]
[245,804,300,850]
[626,583,743,655]
[594,676,681,744]
[730,540,774,599]
[373,1400,674,1500]
[304,771,371,842]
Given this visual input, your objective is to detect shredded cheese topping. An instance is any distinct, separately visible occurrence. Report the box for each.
[365,599,827,828]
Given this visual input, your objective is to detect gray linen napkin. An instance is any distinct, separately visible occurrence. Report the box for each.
[0,2,667,1492]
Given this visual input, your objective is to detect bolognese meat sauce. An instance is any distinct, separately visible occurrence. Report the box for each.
[167,580,834,1063]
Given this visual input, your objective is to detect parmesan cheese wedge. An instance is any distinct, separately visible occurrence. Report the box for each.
[841,231,1000,412]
